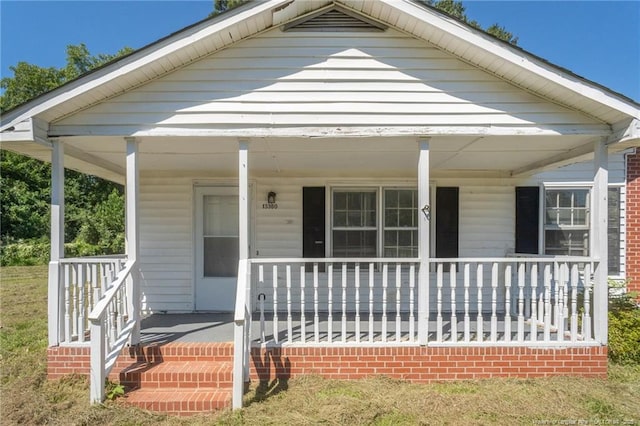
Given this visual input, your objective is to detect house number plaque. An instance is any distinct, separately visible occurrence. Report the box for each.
[262,203,278,209]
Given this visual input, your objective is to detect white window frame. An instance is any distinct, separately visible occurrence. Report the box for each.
[540,182,625,278]
[328,185,421,258]
[542,184,591,257]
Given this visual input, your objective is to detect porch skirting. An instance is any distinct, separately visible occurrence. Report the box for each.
[47,344,607,382]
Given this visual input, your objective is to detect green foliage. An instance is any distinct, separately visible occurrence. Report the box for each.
[105,381,125,401]
[420,0,519,45]
[608,284,640,364]
[211,0,247,16]
[1,44,130,260]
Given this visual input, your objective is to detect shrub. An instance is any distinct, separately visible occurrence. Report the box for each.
[608,281,640,364]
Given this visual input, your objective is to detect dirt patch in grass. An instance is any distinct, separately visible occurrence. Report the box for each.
[1,266,639,425]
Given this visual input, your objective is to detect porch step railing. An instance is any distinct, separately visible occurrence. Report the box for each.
[87,259,138,403]
[58,256,127,344]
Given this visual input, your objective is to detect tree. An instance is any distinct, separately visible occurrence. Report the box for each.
[421,0,518,44]
[0,44,132,262]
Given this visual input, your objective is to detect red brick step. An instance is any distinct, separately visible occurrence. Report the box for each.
[124,388,232,415]
[120,360,232,389]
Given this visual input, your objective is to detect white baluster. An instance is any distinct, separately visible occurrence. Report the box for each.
[409,264,415,342]
[476,263,483,342]
[517,263,525,342]
[300,264,306,343]
[556,263,565,342]
[79,264,86,342]
[395,263,401,342]
[583,263,592,340]
[341,263,347,343]
[368,263,374,342]
[436,263,443,342]
[570,264,578,342]
[286,265,292,344]
[356,263,361,343]
[463,263,470,343]
[328,263,333,343]
[382,263,388,343]
[258,265,265,343]
[314,263,319,343]
[553,262,560,331]
[490,262,498,343]
[72,264,79,340]
[273,265,279,344]
[64,264,71,343]
[530,264,538,342]
[110,299,117,344]
[504,264,512,343]
[91,264,100,311]
[543,264,552,342]
[450,263,457,343]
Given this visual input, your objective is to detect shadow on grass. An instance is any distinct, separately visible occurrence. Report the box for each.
[246,348,291,405]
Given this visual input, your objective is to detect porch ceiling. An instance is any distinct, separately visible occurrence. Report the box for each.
[58,134,597,179]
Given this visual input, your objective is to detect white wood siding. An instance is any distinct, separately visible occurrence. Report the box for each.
[139,176,193,313]
[53,28,602,134]
[137,157,626,313]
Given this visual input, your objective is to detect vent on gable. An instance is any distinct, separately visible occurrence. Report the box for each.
[283,6,387,32]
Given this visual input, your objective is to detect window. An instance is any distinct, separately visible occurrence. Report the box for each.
[544,188,590,256]
[608,187,621,275]
[331,188,418,258]
[332,190,377,257]
[383,189,418,257]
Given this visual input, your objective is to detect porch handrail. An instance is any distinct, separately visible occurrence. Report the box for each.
[88,259,137,403]
[233,259,251,410]
[60,254,127,263]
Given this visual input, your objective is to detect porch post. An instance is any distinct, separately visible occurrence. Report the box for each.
[417,138,431,345]
[591,138,608,344]
[239,140,249,260]
[125,137,140,345]
[48,139,64,346]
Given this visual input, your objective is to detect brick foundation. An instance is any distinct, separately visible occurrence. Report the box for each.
[626,150,640,296]
[249,346,608,382]
[48,344,608,384]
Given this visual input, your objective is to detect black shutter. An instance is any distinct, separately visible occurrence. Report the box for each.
[436,187,459,258]
[303,187,326,259]
[515,187,539,254]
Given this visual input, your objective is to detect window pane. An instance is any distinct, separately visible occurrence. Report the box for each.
[333,230,377,257]
[204,237,239,277]
[385,209,398,227]
[334,192,347,210]
[544,230,589,256]
[398,190,414,208]
[398,209,414,227]
[334,211,347,227]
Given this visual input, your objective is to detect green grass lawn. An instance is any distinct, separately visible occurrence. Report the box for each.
[1,266,639,425]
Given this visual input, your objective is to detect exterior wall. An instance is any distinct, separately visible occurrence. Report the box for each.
[139,176,194,312]
[54,28,601,134]
[137,152,627,313]
[626,150,640,294]
[47,344,608,382]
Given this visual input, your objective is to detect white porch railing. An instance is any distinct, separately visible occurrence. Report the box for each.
[57,256,127,344]
[87,259,138,403]
[229,256,603,409]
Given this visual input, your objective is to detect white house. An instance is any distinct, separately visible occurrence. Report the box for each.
[1,0,639,414]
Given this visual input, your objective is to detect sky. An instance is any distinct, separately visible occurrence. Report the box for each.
[0,0,639,102]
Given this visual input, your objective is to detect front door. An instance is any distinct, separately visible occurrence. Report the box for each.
[195,186,239,311]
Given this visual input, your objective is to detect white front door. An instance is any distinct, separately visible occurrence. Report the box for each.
[195,186,239,311]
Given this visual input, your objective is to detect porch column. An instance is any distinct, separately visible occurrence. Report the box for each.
[417,138,431,345]
[239,140,249,260]
[48,139,65,346]
[591,138,608,344]
[125,137,140,345]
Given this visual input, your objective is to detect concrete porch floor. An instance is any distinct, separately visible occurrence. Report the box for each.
[139,313,556,345]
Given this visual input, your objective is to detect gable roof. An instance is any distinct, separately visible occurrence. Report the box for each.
[1,0,638,134]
